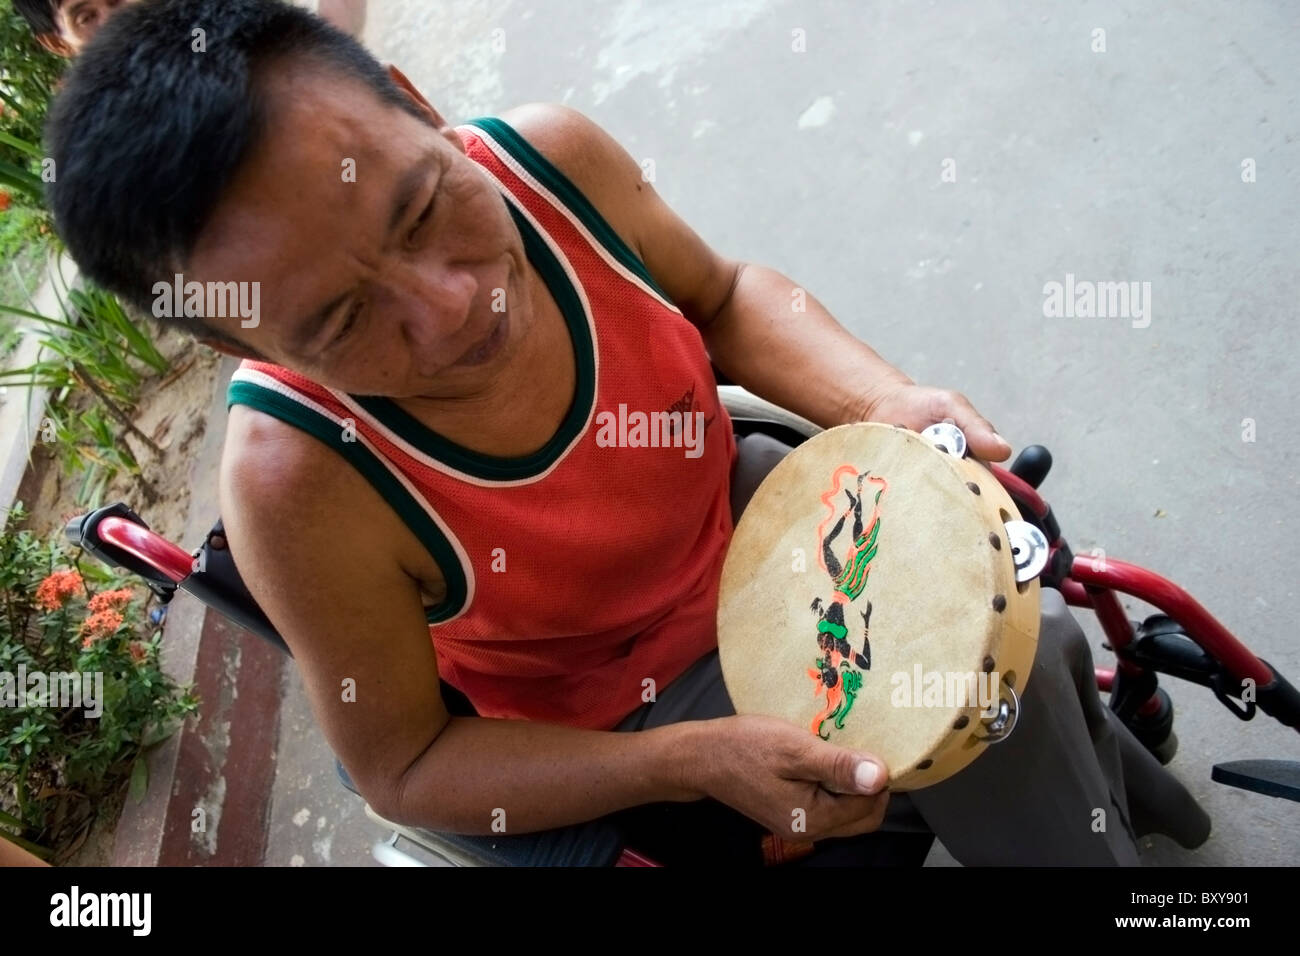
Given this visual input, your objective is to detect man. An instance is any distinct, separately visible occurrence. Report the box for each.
[47,0,1210,865]
[12,0,364,55]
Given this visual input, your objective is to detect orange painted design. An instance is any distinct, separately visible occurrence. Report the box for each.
[808,648,846,735]
[816,464,859,573]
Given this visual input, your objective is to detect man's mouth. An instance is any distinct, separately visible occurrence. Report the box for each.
[454,312,509,368]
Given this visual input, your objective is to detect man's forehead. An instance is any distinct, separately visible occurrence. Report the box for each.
[187,68,435,345]
[257,62,412,158]
[208,69,421,231]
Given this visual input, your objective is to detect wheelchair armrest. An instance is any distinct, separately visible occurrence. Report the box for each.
[181,519,289,655]
[719,385,821,441]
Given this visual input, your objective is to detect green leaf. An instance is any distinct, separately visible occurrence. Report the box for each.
[0,130,42,158]
[0,159,43,202]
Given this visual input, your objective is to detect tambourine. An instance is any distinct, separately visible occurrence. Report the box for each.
[718,422,1044,790]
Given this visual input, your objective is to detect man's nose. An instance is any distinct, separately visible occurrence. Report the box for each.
[388,262,480,359]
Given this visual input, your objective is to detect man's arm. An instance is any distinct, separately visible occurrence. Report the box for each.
[502,104,1011,460]
[221,409,889,840]
[220,408,694,833]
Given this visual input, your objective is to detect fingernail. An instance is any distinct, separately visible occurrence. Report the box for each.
[855,761,880,793]
[993,432,1009,448]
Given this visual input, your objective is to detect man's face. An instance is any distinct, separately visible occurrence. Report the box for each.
[186,63,531,399]
[48,0,136,56]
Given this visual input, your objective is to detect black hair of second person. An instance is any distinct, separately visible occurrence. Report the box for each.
[45,0,430,341]
[13,0,59,37]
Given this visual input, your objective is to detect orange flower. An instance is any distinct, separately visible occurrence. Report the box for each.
[88,588,133,613]
[128,641,149,664]
[35,570,84,610]
[0,191,11,212]
[80,607,125,646]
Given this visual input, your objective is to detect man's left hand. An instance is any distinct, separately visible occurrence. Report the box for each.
[861,383,1012,462]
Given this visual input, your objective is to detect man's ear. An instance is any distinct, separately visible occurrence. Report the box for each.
[386,64,465,153]
[35,32,75,58]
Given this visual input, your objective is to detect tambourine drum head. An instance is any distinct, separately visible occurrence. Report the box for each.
[717,423,1039,789]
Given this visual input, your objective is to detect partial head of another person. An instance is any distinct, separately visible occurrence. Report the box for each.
[14,0,140,57]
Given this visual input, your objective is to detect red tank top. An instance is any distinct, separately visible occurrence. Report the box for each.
[228,117,737,729]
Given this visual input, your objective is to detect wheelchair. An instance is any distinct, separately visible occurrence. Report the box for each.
[64,386,1300,866]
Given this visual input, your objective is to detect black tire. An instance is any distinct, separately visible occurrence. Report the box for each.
[1127,687,1178,765]
[1149,729,1179,766]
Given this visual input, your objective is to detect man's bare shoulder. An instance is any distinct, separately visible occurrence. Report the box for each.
[223,403,344,514]
[494,103,650,256]
[220,405,432,581]
[222,408,441,590]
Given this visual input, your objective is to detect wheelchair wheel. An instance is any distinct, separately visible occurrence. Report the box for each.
[1126,687,1179,765]
[1149,730,1179,766]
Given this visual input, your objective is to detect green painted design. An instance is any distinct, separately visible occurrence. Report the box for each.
[835,667,863,730]
[833,507,882,600]
[817,618,848,641]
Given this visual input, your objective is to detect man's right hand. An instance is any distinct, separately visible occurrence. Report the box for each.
[683,714,891,842]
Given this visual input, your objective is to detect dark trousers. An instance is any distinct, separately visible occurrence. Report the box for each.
[604,433,1211,866]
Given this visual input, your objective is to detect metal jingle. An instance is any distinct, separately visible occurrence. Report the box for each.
[1004,519,1049,583]
[977,682,1020,744]
[921,421,967,458]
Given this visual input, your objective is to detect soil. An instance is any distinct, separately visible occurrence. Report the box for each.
[15,331,222,544]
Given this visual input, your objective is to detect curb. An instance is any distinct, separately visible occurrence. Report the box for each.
[110,355,287,866]
[0,253,77,532]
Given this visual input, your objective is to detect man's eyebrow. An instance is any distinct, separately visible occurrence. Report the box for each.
[387,149,441,236]
[288,291,350,353]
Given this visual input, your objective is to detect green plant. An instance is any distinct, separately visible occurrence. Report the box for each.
[1,282,169,398]
[0,8,62,139]
[0,501,199,861]
[1,275,170,507]
[0,6,63,210]
[0,127,44,205]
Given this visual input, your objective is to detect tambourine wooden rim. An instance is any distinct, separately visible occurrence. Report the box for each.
[718,423,1040,790]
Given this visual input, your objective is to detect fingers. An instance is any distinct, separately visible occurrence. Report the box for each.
[813,788,892,841]
[778,782,889,841]
[794,738,888,796]
[935,389,1011,462]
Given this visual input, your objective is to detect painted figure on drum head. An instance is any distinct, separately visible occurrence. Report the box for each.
[808,467,888,739]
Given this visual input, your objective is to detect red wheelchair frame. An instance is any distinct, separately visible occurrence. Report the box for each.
[989,455,1300,780]
[64,438,1300,866]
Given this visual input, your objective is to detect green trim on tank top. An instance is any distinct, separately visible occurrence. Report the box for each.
[349,202,596,481]
[226,380,467,625]
[464,115,674,304]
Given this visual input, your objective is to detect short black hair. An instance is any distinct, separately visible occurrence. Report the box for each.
[46,0,428,339]
[13,0,59,37]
